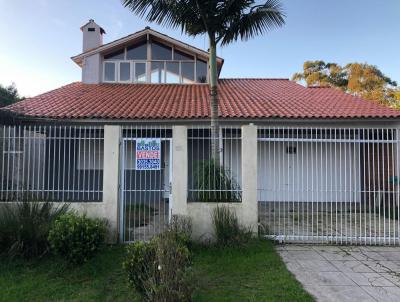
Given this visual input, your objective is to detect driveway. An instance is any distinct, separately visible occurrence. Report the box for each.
[277,244,400,302]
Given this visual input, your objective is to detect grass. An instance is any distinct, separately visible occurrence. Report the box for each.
[0,246,138,302]
[192,240,314,302]
[0,240,314,302]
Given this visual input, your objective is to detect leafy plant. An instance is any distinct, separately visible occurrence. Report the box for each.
[48,213,107,264]
[212,206,252,247]
[123,240,157,298]
[192,159,241,203]
[123,219,194,302]
[0,201,69,259]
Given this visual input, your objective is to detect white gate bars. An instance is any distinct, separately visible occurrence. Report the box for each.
[0,125,104,202]
[257,127,400,245]
[120,125,172,242]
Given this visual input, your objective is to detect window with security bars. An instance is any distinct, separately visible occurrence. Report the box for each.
[0,125,104,202]
[187,127,242,202]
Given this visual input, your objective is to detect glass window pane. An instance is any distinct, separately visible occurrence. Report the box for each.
[135,62,146,82]
[151,41,172,60]
[181,62,195,83]
[166,62,180,83]
[104,49,125,60]
[126,41,147,60]
[104,62,115,81]
[174,49,194,61]
[151,62,165,83]
[120,62,131,81]
[196,59,207,83]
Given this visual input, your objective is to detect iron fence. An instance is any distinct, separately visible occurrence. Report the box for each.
[257,127,400,245]
[0,125,104,202]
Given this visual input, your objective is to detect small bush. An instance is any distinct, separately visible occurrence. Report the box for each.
[123,220,194,302]
[212,206,252,247]
[48,213,107,264]
[193,160,241,202]
[168,215,192,246]
[123,240,156,298]
[0,201,69,259]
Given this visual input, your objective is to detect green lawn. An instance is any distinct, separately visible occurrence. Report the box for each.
[0,240,314,302]
[192,240,314,302]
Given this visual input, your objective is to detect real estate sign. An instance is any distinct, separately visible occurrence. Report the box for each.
[135,138,161,170]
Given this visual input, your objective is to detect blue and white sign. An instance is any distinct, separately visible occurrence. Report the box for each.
[135,138,161,170]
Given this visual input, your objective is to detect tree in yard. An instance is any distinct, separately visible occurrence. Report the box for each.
[0,83,22,107]
[122,0,285,161]
[292,60,400,107]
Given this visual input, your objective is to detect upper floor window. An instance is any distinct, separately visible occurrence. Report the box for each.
[104,49,125,60]
[127,41,147,60]
[103,39,208,84]
[151,41,172,60]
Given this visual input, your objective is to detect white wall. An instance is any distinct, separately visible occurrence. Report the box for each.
[258,141,361,203]
[82,53,102,84]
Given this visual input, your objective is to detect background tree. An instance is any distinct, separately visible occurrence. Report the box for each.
[292,60,400,107]
[0,83,22,107]
[122,0,285,160]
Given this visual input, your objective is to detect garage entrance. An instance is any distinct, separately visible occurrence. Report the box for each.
[258,127,400,245]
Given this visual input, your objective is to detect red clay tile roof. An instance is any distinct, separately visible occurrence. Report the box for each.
[2,79,400,120]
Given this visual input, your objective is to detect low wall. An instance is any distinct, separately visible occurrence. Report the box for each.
[187,202,257,241]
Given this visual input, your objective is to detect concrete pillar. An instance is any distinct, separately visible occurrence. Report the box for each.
[102,125,121,242]
[241,124,258,232]
[172,126,188,215]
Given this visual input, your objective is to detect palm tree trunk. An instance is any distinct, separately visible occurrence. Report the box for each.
[209,38,219,163]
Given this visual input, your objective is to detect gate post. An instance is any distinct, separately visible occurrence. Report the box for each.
[241,124,258,232]
[103,125,121,243]
[172,126,188,215]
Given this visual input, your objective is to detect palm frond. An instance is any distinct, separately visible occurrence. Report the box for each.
[218,0,285,45]
[122,0,205,35]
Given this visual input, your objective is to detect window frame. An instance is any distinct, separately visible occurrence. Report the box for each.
[103,61,117,83]
[102,40,209,84]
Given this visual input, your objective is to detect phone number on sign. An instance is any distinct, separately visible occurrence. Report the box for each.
[136,159,161,170]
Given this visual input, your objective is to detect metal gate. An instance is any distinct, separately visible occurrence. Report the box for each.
[258,127,400,245]
[120,126,172,242]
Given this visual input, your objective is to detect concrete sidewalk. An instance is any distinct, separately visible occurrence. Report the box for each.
[277,245,400,302]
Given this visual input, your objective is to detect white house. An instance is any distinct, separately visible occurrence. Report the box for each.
[1,20,400,245]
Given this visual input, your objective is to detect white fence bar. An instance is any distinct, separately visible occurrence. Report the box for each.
[0,124,104,202]
[257,127,400,245]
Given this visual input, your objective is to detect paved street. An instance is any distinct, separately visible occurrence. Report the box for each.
[277,245,400,302]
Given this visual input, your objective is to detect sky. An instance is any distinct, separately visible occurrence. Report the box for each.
[0,0,399,97]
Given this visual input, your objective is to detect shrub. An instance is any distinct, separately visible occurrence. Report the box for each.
[168,215,192,246]
[0,201,69,259]
[48,213,107,264]
[211,206,252,247]
[193,159,241,202]
[123,219,194,302]
[123,240,157,298]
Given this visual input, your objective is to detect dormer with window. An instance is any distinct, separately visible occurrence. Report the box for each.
[72,21,224,85]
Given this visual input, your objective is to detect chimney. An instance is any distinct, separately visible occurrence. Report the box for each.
[81,19,105,52]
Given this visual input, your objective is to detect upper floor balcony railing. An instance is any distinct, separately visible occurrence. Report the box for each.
[103,59,208,84]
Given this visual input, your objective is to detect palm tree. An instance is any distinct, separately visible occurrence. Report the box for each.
[122,0,285,161]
